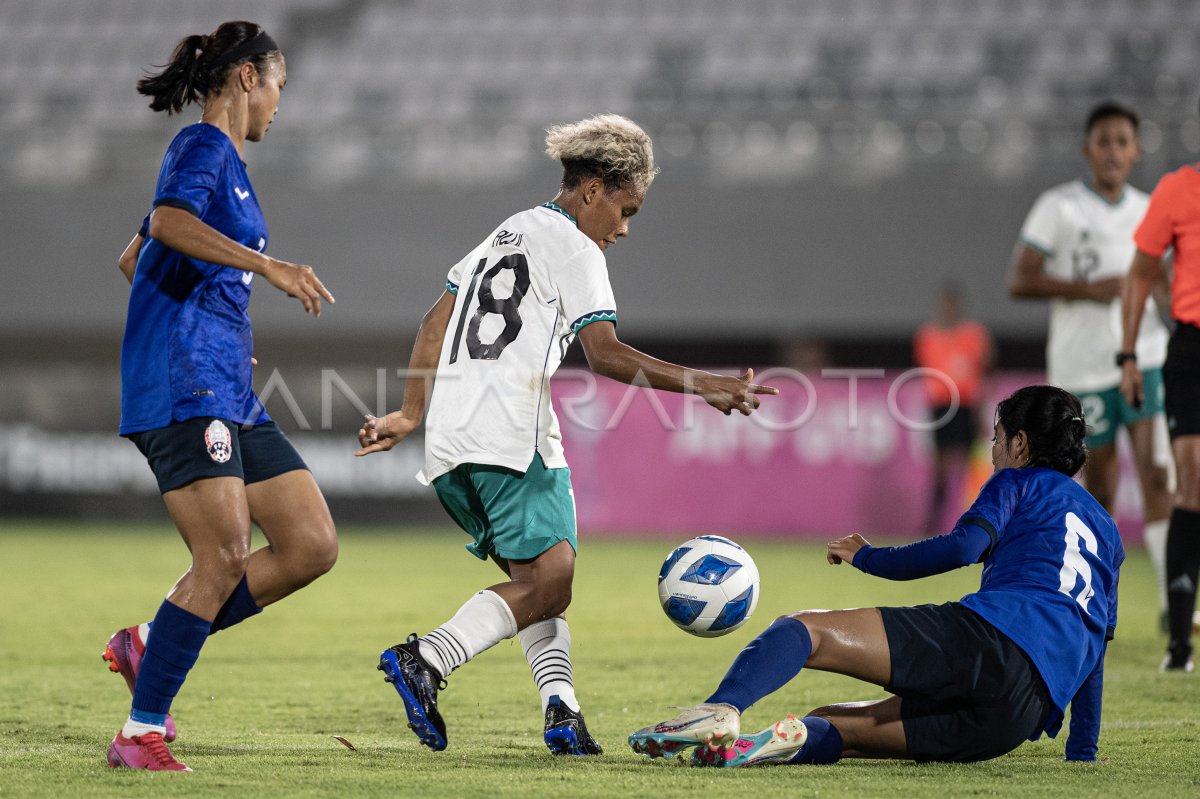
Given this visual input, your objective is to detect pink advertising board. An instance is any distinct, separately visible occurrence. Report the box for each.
[552,369,1149,541]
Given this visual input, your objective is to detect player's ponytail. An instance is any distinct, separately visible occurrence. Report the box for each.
[995,385,1088,476]
[137,21,279,115]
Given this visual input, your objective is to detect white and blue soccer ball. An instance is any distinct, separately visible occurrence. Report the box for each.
[657,535,760,638]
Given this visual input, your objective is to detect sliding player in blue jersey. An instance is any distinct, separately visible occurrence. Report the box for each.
[630,384,1123,766]
[103,21,337,772]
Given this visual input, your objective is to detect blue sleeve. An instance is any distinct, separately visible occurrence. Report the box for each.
[137,212,150,240]
[154,134,224,218]
[1106,565,1120,641]
[851,522,992,580]
[1065,643,1105,761]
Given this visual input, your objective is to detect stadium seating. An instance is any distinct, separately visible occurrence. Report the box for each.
[1,0,1197,187]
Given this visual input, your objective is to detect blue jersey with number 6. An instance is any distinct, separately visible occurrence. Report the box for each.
[120,123,271,434]
[958,467,1123,732]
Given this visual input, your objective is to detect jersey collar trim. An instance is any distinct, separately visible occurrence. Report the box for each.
[1080,178,1124,207]
[540,201,578,227]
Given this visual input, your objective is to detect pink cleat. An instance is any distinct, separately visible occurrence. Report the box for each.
[107,731,190,771]
[102,627,177,742]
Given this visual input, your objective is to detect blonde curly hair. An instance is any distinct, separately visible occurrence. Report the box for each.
[544,114,658,193]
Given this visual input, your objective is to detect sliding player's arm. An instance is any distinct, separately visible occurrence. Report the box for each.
[356,290,456,455]
[577,320,776,416]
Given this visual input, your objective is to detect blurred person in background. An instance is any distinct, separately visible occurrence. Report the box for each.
[1010,101,1174,633]
[1120,121,1200,672]
[913,282,994,533]
[356,114,776,755]
[103,21,338,771]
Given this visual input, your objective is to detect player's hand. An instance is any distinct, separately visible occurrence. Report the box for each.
[1119,361,1143,410]
[699,369,779,416]
[827,533,870,565]
[1086,277,1124,302]
[263,258,335,317]
[355,412,420,456]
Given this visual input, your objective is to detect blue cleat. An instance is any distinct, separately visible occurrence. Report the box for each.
[378,634,448,751]
[544,696,603,755]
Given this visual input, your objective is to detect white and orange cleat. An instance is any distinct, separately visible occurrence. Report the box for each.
[628,703,741,758]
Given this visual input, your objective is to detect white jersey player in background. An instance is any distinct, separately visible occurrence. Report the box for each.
[356,114,776,754]
[1009,101,1174,630]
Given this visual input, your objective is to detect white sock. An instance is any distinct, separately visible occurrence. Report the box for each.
[418,590,517,679]
[519,617,579,713]
[121,718,166,738]
[138,622,151,645]
[1145,519,1169,612]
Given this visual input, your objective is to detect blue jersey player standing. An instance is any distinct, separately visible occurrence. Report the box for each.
[103,21,337,772]
[630,385,1123,767]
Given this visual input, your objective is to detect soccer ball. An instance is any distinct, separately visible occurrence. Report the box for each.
[657,535,760,637]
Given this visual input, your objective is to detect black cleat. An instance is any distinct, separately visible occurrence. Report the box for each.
[379,634,448,751]
[544,695,603,755]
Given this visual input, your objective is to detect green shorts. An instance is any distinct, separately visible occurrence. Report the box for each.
[432,452,577,562]
[1076,367,1165,449]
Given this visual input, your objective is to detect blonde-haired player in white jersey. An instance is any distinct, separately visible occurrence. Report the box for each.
[1009,101,1173,627]
[356,115,776,754]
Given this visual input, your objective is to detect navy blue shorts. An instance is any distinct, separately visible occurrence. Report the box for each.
[881,602,1053,762]
[126,417,308,494]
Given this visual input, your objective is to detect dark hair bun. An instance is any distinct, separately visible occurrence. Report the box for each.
[995,385,1088,476]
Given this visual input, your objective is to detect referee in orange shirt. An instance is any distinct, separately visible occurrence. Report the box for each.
[914,283,995,533]
[1121,160,1200,672]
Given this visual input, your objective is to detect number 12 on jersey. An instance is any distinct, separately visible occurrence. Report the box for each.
[449,253,531,364]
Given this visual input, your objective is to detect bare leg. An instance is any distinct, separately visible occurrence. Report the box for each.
[806,696,908,758]
[160,476,254,620]
[243,470,338,607]
[1128,417,1173,615]
[1129,418,1174,521]
[789,608,893,685]
[486,540,575,630]
[1081,442,1118,515]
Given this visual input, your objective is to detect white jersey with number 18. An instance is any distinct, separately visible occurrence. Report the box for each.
[418,205,617,485]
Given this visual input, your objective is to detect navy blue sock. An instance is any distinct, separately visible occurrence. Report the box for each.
[790,716,844,764]
[130,600,210,724]
[210,574,262,634]
[705,617,812,712]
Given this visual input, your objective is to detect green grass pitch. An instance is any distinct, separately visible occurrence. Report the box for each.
[0,521,1197,797]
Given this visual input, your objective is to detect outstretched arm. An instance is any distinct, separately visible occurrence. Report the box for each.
[356,291,456,456]
[149,206,335,316]
[827,523,992,580]
[576,320,777,415]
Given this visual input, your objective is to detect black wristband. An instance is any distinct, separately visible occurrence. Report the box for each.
[1115,351,1138,366]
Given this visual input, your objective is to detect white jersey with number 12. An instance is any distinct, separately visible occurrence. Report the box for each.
[1020,179,1167,392]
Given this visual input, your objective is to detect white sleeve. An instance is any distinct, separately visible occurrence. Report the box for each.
[1019,192,1061,256]
[556,247,617,334]
[445,247,480,295]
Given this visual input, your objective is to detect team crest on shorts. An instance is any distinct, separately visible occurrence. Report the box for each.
[204,419,233,463]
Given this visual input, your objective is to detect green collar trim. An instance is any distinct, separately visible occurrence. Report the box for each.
[541,201,577,227]
[1081,178,1125,207]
